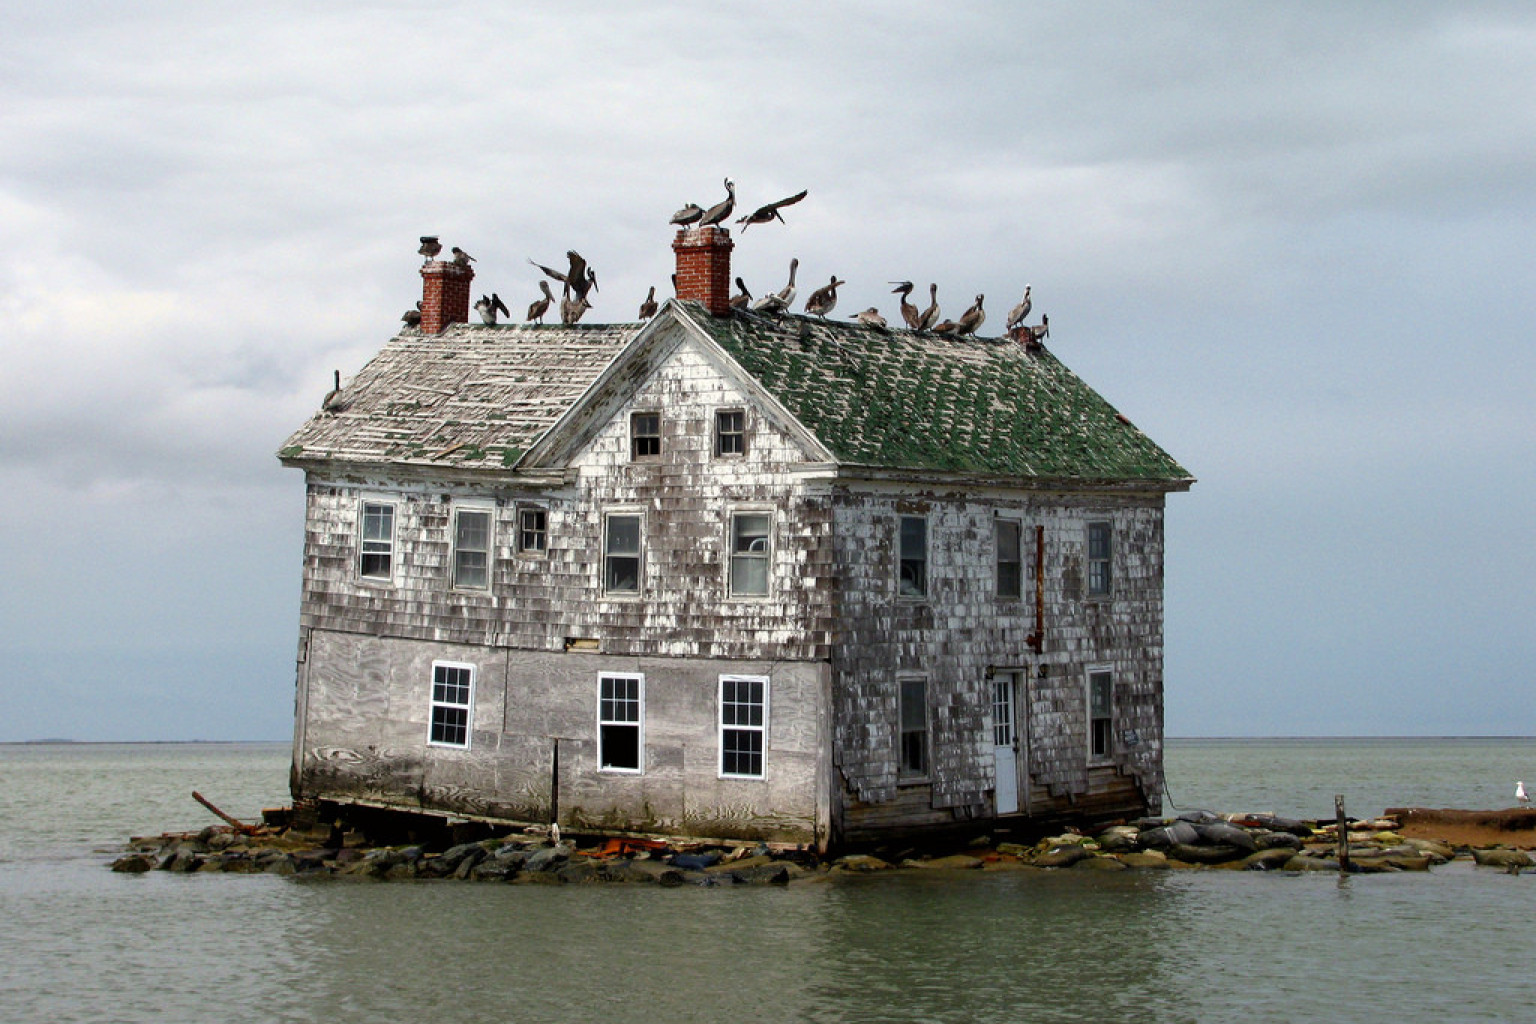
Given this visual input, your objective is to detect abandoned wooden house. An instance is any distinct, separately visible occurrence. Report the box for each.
[278,226,1193,850]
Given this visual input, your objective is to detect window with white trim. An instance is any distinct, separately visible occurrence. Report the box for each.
[359,501,396,580]
[599,673,643,772]
[604,512,642,593]
[429,661,474,748]
[1087,521,1112,597]
[451,507,491,589]
[898,676,928,778]
[729,512,771,597]
[719,675,767,778]
[1088,669,1113,761]
[518,507,547,554]
[996,518,1022,599]
[899,515,927,598]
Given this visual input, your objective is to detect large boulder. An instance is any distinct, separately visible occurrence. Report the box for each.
[1138,822,1200,848]
[1034,844,1094,868]
[1195,822,1257,851]
[1471,848,1534,869]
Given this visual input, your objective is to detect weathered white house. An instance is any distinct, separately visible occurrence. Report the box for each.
[278,228,1192,849]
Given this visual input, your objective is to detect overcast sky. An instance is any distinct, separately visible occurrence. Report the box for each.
[2,2,1533,741]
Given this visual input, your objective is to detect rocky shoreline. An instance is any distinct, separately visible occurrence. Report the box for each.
[111,805,1536,883]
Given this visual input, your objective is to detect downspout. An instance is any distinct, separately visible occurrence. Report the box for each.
[1024,524,1045,818]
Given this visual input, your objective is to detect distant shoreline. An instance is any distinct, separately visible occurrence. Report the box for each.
[9,735,1535,746]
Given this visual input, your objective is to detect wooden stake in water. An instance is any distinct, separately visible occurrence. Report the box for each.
[1335,794,1350,872]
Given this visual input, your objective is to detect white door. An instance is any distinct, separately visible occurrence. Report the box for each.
[992,672,1019,815]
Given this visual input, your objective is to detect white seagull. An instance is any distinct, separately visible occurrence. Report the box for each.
[1518,781,1529,808]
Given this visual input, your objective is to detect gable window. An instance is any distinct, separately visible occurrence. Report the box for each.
[715,409,746,456]
[1088,670,1113,761]
[359,501,396,580]
[630,411,661,460]
[599,673,643,772]
[719,675,767,778]
[1087,521,1112,597]
[518,507,547,553]
[729,512,771,597]
[451,507,491,590]
[604,513,642,593]
[996,518,1022,599]
[899,677,928,777]
[429,661,474,748]
[899,515,927,598]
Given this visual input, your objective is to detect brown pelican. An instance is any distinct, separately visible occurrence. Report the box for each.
[851,307,888,329]
[418,236,441,261]
[750,258,798,314]
[804,275,845,317]
[637,286,658,320]
[1027,314,1050,344]
[697,178,735,228]
[890,281,922,329]
[560,284,592,324]
[1006,286,1032,331]
[525,281,554,323]
[451,246,475,265]
[529,251,597,301]
[401,302,422,328]
[729,277,752,310]
[670,203,704,229]
[955,294,985,336]
[321,370,348,414]
[736,189,808,231]
[475,293,509,325]
[931,319,959,335]
[918,284,940,331]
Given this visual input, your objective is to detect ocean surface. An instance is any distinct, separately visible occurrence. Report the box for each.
[2,737,1534,1023]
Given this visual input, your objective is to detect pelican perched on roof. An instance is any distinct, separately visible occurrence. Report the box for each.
[418,236,442,261]
[451,246,475,265]
[804,275,844,317]
[697,178,735,228]
[560,284,592,325]
[402,301,422,328]
[751,258,798,314]
[890,282,922,330]
[736,189,808,231]
[669,202,704,229]
[918,283,940,331]
[956,294,985,336]
[1006,286,1032,331]
[730,277,752,310]
[529,251,597,301]
[637,286,658,320]
[851,307,888,329]
[321,370,348,415]
[475,293,510,325]
[526,280,554,323]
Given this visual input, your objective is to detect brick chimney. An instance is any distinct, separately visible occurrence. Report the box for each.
[672,226,734,316]
[420,260,475,333]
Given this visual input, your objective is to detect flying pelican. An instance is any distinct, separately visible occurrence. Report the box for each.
[751,258,798,314]
[736,189,808,231]
[1006,286,1032,331]
[418,236,442,261]
[321,370,348,414]
[637,286,658,320]
[451,246,475,265]
[851,307,888,329]
[526,281,554,323]
[955,294,985,336]
[890,282,922,329]
[804,275,845,317]
[697,178,736,228]
[1519,781,1530,808]
[729,277,752,310]
[670,202,704,229]
[529,251,597,300]
[475,293,509,325]
[917,283,940,331]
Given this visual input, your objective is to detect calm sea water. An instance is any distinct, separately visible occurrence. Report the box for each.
[2,738,1534,1023]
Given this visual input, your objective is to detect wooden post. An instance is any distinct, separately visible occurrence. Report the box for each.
[549,738,560,830]
[1335,794,1350,872]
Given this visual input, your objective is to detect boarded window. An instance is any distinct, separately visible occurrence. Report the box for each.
[359,502,395,580]
[1088,521,1112,597]
[599,673,643,772]
[719,675,767,778]
[452,508,491,589]
[429,662,474,748]
[518,508,547,553]
[604,513,642,592]
[715,409,745,456]
[631,411,661,460]
[899,516,927,598]
[1089,670,1113,760]
[996,518,1022,599]
[729,512,771,597]
[899,677,928,777]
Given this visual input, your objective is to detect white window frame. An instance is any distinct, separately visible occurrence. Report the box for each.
[727,510,772,598]
[1087,667,1114,763]
[598,672,644,773]
[450,504,493,591]
[898,514,928,599]
[516,506,548,555]
[718,674,769,779]
[358,499,397,582]
[603,511,644,594]
[1087,520,1113,598]
[996,515,1023,600]
[897,674,929,780]
[428,660,475,749]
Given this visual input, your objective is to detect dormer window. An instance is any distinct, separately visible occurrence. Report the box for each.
[715,409,746,456]
[630,412,661,460]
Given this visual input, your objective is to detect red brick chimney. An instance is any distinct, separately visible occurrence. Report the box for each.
[420,260,475,333]
[672,226,734,316]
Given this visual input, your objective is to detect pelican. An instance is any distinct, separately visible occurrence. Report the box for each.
[917,283,940,330]
[451,246,475,265]
[851,307,888,329]
[931,319,959,335]
[804,275,844,317]
[417,236,442,261]
[1520,781,1530,808]
[529,251,597,300]
[955,294,985,336]
[736,189,808,231]
[637,286,658,320]
[560,284,592,324]
[1006,286,1032,331]
[890,282,922,329]
[1021,314,1050,345]
[729,277,752,310]
[697,178,735,228]
[526,281,554,323]
[475,293,509,325]
[751,257,798,314]
[401,302,422,328]
[670,202,704,229]
[321,370,348,414]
